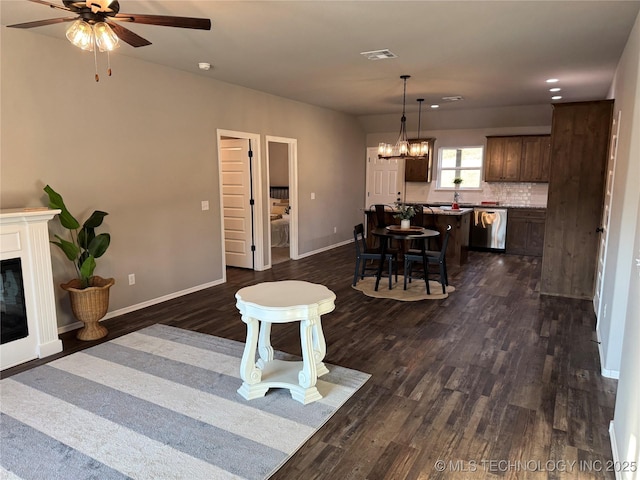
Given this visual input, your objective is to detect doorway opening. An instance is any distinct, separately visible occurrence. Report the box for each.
[266,136,298,265]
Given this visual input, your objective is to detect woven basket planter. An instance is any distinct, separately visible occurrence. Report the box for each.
[61,276,115,341]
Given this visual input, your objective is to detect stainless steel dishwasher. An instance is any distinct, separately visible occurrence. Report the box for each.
[470,207,508,251]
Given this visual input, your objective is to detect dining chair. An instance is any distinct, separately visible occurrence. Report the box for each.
[370,204,401,251]
[373,204,390,227]
[403,225,452,294]
[423,206,440,250]
[353,223,398,289]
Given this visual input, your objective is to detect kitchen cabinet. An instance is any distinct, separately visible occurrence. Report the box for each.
[485,136,521,181]
[404,138,435,182]
[520,136,551,182]
[541,100,613,299]
[506,209,546,256]
[485,135,550,182]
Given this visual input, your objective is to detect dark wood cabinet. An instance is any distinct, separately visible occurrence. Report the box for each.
[485,135,550,182]
[506,209,546,256]
[541,100,613,299]
[520,136,551,182]
[485,136,521,181]
[404,138,435,182]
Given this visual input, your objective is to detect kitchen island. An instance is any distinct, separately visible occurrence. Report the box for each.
[364,206,472,266]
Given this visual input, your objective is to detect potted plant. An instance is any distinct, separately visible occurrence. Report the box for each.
[44,185,114,341]
[394,203,416,229]
[452,178,463,209]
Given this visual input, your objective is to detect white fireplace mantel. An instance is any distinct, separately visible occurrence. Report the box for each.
[1,208,63,370]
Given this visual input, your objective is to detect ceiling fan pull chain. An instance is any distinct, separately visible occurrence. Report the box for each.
[107,51,112,77]
[93,46,99,82]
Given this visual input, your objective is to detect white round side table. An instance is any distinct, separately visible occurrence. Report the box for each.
[235,280,336,404]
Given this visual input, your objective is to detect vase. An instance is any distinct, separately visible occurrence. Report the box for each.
[401,219,411,229]
[61,276,115,341]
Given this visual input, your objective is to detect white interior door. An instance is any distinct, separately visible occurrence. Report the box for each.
[594,110,621,320]
[221,138,254,269]
[365,147,403,209]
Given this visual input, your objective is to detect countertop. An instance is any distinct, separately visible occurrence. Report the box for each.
[426,202,546,210]
[366,206,473,217]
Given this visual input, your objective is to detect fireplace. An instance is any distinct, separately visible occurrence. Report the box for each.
[0,208,62,370]
[1,258,29,344]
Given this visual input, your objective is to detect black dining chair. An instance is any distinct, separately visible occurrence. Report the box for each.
[353,223,398,289]
[403,225,452,294]
[373,204,390,228]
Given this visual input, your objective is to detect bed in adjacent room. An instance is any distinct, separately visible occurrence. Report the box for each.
[270,186,289,248]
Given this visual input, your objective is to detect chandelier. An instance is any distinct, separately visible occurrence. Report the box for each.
[378,75,430,159]
[65,19,119,82]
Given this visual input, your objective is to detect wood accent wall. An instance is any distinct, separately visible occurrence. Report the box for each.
[541,100,613,299]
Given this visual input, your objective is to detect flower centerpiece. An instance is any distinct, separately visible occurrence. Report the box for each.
[394,203,416,229]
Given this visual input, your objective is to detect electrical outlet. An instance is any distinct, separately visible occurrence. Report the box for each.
[201,200,209,211]
[311,192,315,200]
[334,226,337,233]
[128,274,135,285]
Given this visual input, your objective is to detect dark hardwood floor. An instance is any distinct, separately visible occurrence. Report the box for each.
[2,246,618,479]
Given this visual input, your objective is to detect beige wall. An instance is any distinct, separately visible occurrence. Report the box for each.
[605,9,640,472]
[268,142,288,186]
[1,28,366,328]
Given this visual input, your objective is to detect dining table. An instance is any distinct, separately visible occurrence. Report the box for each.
[370,226,440,291]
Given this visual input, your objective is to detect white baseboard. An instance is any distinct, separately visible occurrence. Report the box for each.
[609,421,622,480]
[57,278,226,334]
[296,238,353,259]
[596,326,621,379]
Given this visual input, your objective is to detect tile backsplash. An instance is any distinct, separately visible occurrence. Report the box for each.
[406,181,548,207]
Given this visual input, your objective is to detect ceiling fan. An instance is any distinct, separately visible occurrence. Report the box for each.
[7,0,212,48]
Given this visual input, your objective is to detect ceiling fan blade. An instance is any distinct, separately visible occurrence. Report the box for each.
[113,13,211,30]
[7,16,77,29]
[28,0,72,12]
[107,21,152,47]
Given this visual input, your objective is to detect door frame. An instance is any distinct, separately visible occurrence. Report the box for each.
[266,136,299,262]
[217,129,265,274]
[594,110,621,323]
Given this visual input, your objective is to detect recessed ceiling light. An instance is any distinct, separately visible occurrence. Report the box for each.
[549,87,561,92]
[198,62,211,70]
[546,78,559,83]
[551,95,563,100]
[442,95,464,102]
[360,49,397,60]
[430,104,440,109]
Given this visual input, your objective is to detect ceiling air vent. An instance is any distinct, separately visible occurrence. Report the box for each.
[442,95,464,102]
[360,49,397,60]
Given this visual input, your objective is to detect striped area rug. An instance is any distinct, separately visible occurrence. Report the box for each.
[1,324,370,479]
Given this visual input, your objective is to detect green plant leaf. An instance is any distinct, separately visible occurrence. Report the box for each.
[83,211,108,229]
[88,233,110,258]
[79,255,96,282]
[43,185,80,230]
[52,235,79,261]
[78,227,95,251]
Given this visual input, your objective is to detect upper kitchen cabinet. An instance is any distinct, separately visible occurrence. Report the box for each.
[520,136,551,182]
[404,138,435,182]
[485,135,550,182]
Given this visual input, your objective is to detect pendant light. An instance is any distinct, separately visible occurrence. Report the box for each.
[378,75,429,159]
[378,75,411,158]
[409,99,429,157]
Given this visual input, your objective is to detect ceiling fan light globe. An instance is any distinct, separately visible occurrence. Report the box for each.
[94,22,119,52]
[66,19,94,51]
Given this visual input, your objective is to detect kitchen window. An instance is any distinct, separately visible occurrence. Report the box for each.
[437,146,483,189]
